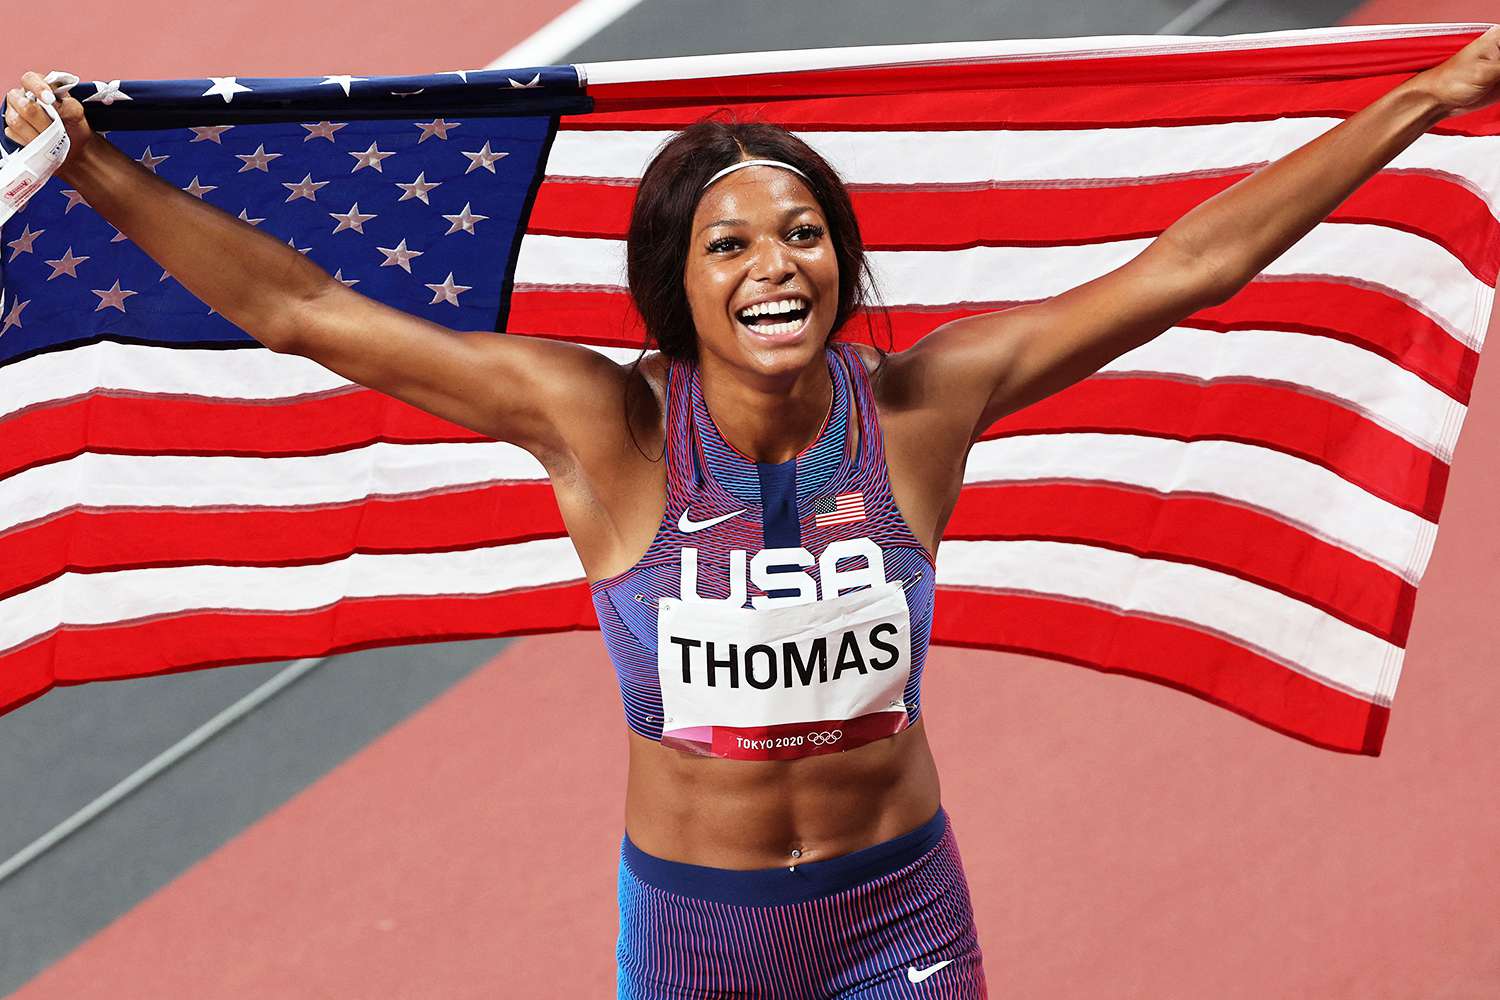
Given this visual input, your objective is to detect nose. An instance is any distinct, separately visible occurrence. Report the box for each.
[748,235,795,284]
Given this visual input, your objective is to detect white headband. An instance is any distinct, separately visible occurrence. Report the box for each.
[701,158,811,191]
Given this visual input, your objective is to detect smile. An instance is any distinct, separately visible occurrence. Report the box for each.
[736,297,811,338]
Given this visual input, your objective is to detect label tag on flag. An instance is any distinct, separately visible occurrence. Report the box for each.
[0,72,78,228]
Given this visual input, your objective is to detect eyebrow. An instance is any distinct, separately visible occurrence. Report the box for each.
[696,205,821,236]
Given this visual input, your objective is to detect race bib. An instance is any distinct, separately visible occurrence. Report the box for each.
[656,581,912,760]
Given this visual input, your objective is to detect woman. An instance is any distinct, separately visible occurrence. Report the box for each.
[7,29,1500,997]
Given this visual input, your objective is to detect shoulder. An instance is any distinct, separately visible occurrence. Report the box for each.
[842,339,920,415]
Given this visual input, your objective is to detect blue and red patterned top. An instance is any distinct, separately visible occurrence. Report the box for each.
[589,342,937,760]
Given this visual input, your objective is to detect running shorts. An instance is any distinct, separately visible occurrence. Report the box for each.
[617,806,987,998]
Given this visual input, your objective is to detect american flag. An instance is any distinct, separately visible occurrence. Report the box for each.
[813,492,867,529]
[2,24,1496,754]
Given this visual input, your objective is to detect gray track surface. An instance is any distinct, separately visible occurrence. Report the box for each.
[0,1,1362,995]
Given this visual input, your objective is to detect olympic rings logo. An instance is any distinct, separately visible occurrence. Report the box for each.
[806,730,843,746]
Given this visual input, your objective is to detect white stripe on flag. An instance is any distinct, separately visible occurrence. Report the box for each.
[0,443,548,536]
[545,125,1500,218]
[1,427,1431,585]
[0,341,644,422]
[0,334,1461,463]
[962,433,1437,582]
[578,24,1491,87]
[0,537,586,655]
[935,538,1403,703]
[513,224,1490,345]
[1103,327,1466,461]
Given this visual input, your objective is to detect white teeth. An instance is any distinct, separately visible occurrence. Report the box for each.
[737,297,807,320]
[747,316,805,336]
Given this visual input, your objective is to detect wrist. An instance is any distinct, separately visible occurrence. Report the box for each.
[56,133,106,186]
[1395,71,1464,125]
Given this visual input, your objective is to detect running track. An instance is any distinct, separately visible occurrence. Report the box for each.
[2,1,1497,997]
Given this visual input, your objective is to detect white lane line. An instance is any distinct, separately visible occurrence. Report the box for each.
[1157,0,1240,35]
[0,657,323,887]
[487,0,650,68]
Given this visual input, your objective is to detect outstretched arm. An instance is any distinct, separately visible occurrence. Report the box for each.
[3,72,630,468]
[897,26,1500,438]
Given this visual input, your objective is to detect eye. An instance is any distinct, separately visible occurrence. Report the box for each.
[789,223,825,242]
[706,236,742,253]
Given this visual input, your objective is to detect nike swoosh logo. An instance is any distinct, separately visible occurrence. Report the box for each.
[677,508,746,534]
[906,960,953,984]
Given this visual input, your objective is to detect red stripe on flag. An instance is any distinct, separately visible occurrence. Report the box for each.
[0,388,493,481]
[529,171,1500,286]
[981,376,1451,520]
[945,483,1417,647]
[0,581,599,718]
[585,31,1492,135]
[0,485,566,604]
[505,283,1479,402]
[569,72,1500,137]
[0,482,1413,650]
[931,587,1390,755]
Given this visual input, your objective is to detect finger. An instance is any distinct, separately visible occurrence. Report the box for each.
[3,94,41,143]
[12,85,50,131]
[20,70,56,107]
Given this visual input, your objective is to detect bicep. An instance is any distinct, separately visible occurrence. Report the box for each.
[279,282,628,461]
[906,236,1225,437]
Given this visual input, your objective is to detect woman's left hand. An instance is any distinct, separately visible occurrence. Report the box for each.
[1413,24,1500,118]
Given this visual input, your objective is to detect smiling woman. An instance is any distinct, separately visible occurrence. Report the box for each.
[10,23,1500,996]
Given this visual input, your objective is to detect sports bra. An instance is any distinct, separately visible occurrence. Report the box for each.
[589,342,937,761]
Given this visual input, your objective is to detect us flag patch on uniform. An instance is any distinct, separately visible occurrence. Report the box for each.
[812,491,866,528]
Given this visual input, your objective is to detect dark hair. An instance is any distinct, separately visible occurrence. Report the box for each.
[625,116,889,361]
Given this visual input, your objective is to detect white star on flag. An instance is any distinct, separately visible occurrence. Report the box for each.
[349,141,396,173]
[415,119,459,142]
[237,209,266,226]
[84,80,131,105]
[203,77,252,103]
[136,148,169,173]
[442,203,488,235]
[333,269,359,287]
[188,125,233,143]
[508,74,542,89]
[329,203,378,234]
[44,247,88,280]
[282,174,330,203]
[6,224,43,261]
[442,70,472,83]
[92,280,138,313]
[376,239,423,273]
[395,173,442,204]
[301,121,347,142]
[425,273,472,306]
[462,141,507,174]
[1,297,27,334]
[182,176,218,198]
[235,144,282,172]
[60,189,89,213]
[287,237,312,256]
[321,75,367,97]
[109,227,128,244]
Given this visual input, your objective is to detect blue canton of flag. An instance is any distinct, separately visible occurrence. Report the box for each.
[0,70,586,363]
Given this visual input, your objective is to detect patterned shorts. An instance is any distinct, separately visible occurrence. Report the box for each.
[617,806,987,998]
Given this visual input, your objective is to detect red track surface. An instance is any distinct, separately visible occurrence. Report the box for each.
[10,2,1500,997]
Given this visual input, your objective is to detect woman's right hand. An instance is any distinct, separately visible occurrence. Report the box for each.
[4,71,94,169]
